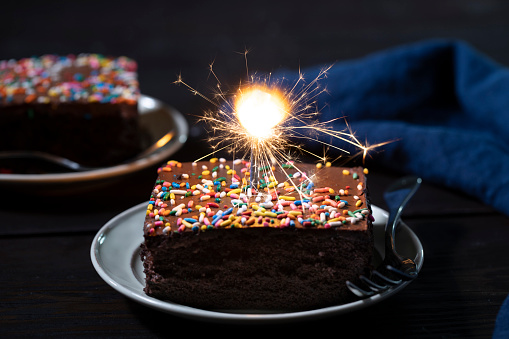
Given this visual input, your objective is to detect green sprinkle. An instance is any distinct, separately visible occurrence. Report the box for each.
[353,172,359,179]
[216,177,227,182]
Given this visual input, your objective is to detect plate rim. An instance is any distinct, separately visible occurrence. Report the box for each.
[0,94,188,184]
[90,202,424,324]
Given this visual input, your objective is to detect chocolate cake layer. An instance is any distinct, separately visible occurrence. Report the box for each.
[140,159,374,311]
[0,54,141,167]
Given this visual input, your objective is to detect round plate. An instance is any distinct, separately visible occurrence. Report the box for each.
[90,202,424,324]
[0,95,188,190]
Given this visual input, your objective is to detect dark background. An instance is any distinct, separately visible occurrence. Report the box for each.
[2,1,509,338]
[2,0,509,160]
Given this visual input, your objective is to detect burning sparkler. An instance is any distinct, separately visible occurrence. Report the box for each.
[175,54,390,199]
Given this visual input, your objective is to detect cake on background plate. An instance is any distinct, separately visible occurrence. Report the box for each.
[140,158,374,311]
[0,54,141,168]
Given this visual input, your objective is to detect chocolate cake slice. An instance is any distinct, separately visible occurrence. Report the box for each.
[0,54,141,167]
[140,158,374,311]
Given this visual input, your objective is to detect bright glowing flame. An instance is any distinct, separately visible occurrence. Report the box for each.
[235,86,288,140]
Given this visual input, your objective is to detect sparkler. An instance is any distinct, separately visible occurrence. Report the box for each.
[175,54,390,199]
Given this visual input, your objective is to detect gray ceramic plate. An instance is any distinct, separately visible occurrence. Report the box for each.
[90,203,424,324]
[0,95,188,191]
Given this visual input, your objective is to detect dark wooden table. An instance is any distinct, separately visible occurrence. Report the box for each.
[2,1,509,337]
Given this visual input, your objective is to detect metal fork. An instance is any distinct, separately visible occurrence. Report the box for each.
[346,175,422,298]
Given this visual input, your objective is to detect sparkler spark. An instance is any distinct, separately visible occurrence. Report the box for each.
[174,54,391,200]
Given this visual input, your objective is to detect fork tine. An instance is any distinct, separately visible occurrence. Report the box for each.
[346,280,375,297]
[372,269,403,285]
[386,264,418,280]
[360,275,390,292]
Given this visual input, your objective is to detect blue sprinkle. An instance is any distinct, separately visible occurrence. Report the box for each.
[223,207,233,215]
[184,218,198,223]
[230,184,239,189]
[172,182,180,188]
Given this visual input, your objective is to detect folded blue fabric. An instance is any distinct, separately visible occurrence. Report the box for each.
[276,38,509,339]
[276,39,509,217]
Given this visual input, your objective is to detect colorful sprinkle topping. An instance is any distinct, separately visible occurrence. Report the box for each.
[0,54,139,105]
[144,159,372,236]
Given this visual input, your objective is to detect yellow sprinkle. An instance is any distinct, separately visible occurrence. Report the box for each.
[202,170,210,176]
[221,220,232,227]
[165,222,171,227]
[209,158,218,163]
[288,211,303,216]
[147,204,154,210]
[227,188,241,196]
[167,160,179,165]
[225,165,230,170]
[343,169,350,175]
[182,220,193,228]
[328,188,335,194]
[254,211,277,217]
[279,196,296,201]
[251,204,260,210]
[356,200,363,207]
[170,193,175,200]
[326,162,332,167]
[201,225,207,231]
[227,169,236,175]
[145,210,151,215]
[267,181,278,188]
[316,163,323,169]
[363,168,369,174]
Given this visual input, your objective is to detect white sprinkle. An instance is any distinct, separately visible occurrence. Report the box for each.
[172,204,185,211]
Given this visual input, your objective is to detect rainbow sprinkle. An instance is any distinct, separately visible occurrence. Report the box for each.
[0,54,139,105]
[144,158,373,236]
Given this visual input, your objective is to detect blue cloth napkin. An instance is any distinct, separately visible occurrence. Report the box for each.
[276,39,509,218]
[275,39,509,337]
